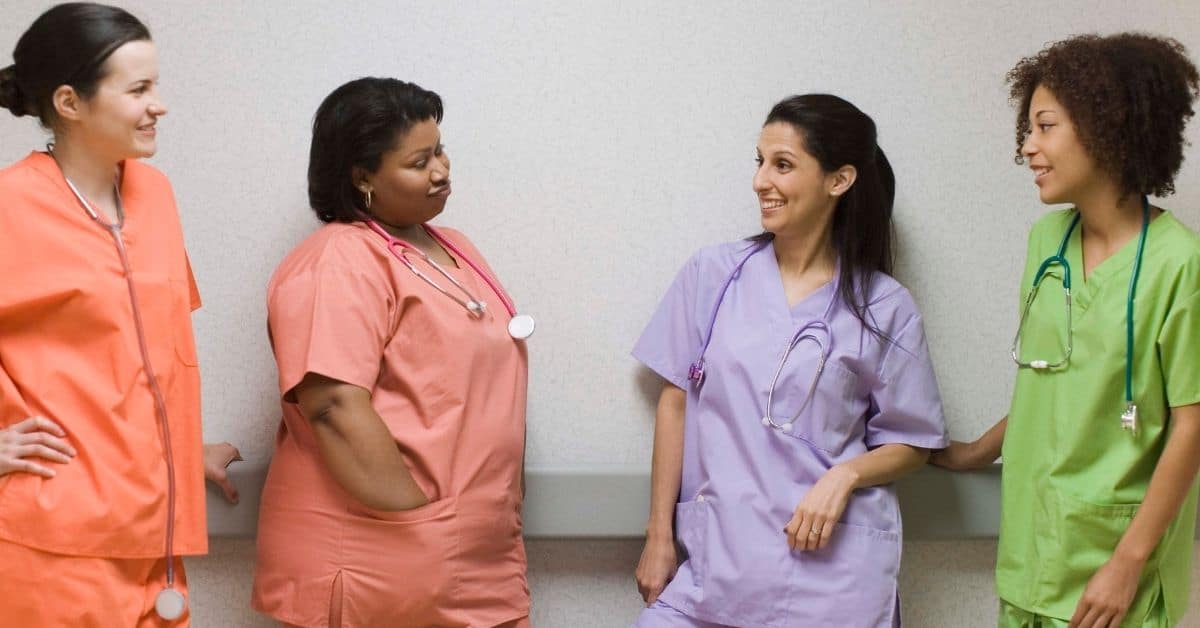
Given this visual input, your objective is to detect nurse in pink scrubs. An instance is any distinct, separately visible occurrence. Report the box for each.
[632,94,948,627]
[252,78,530,628]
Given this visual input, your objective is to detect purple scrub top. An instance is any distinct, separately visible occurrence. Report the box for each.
[632,240,949,628]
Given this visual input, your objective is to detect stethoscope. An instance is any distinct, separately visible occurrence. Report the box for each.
[362,218,536,340]
[687,240,838,433]
[1011,197,1150,434]
[48,149,188,621]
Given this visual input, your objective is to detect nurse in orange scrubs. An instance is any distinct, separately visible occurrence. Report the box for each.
[0,4,239,626]
[252,78,531,628]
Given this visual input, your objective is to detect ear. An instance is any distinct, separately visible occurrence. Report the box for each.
[350,166,372,192]
[827,165,857,198]
[52,85,84,122]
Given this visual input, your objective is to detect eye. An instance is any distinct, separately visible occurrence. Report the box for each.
[413,160,428,169]
[434,144,445,156]
[754,155,764,166]
[775,160,792,172]
[1037,123,1054,132]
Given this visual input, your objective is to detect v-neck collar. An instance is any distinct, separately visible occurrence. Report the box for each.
[763,239,839,325]
[1062,208,1167,310]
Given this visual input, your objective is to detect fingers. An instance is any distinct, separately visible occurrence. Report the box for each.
[816,519,835,550]
[10,458,57,478]
[17,444,72,464]
[19,430,76,458]
[12,416,66,438]
[210,468,240,504]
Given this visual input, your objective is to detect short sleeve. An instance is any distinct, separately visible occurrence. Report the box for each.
[1158,289,1200,408]
[632,253,703,389]
[184,253,201,311]
[865,314,949,449]
[268,262,393,402]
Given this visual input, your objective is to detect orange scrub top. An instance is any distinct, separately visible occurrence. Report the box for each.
[253,221,529,628]
[0,151,207,559]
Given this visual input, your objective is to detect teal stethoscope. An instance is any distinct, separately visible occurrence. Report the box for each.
[1010,197,1151,434]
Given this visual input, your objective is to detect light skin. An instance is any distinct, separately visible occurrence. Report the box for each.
[930,84,1200,628]
[0,39,241,502]
[635,122,929,605]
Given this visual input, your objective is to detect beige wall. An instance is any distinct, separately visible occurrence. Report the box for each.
[3,0,1199,625]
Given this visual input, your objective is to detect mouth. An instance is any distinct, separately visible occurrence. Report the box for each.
[760,199,785,211]
[429,185,451,198]
[136,123,157,137]
[1031,166,1051,181]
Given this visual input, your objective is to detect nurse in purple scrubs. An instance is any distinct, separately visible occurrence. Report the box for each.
[631,94,949,628]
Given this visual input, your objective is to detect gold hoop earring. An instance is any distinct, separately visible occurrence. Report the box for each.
[362,188,373,209]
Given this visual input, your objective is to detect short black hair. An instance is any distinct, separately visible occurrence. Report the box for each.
[1008,32,1199,198]
[0,2,151,126]
[307,78,444,223]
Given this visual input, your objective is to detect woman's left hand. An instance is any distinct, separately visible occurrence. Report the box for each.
[203,442,243,504]
[784,465,857,551]
[1068,554,1143,628]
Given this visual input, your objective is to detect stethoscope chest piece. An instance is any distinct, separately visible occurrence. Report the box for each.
[508,314,536,339]
[155,587,187,620]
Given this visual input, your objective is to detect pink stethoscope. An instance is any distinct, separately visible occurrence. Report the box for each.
[50,149,188,621]
[362,218,536,340]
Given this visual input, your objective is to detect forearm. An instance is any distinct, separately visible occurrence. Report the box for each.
[836,442,929,489]
[1112,405,1200,565]
[973,416,1007,462]
[646,385,686,541]
[298,377,428,511]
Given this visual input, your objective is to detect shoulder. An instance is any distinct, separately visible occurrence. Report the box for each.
[863,272,924,332]
[122,159,171,189]
[1026,208,1077,248]
[0,152,60,201]
[269,221,386,288]
[688,238,764,276]
[1148,211,1200,298]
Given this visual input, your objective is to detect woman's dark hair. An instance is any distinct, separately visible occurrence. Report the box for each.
[0,2,151,125]
[1007,32,1199,198]
[308,77,444,223]
[756,94,896,343]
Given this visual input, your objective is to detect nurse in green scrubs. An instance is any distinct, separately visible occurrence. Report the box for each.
[932,33,1200,627]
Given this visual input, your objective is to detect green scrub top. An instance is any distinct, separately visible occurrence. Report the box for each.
[998,209,1200,625]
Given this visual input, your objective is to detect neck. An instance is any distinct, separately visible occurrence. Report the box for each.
[48,137,120,201]
[373,216,434,246]
[771,226,836,279]
[1074,182,1148,247]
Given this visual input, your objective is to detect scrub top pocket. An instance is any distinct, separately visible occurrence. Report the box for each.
[786,522,900,627]
[772,361,865,456]
[674,498,710,591]
[341,496,462,626]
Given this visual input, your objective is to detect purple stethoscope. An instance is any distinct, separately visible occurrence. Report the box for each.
[688,240,837,433]
[362,218,536,340]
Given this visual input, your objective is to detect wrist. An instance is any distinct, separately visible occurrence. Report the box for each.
[1111,543,1151,567]
[828,463,862,490]
[645,525,674,543]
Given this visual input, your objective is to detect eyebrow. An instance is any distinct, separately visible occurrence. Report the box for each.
[759,148,798,159]
[1032,109,1056,117]
[403,142,441,160]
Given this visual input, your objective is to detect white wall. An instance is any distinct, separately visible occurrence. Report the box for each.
[3,1,1199,626]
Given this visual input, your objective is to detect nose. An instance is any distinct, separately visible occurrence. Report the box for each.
[148,87,168,117]
[1021,132,1037,160]
[752,162,770,194]
[430,154,449,183]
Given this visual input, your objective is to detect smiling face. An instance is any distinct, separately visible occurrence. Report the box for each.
[1021,84,1108,205]
[356,118,451,228]
[753,122,848,238]
[59,39,166,162]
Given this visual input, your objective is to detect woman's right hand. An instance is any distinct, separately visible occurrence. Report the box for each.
[929,439,993,471]
[0,416,76,478]
[635,534,678,606]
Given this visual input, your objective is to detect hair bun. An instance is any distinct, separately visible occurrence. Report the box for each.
[0,64,29,117]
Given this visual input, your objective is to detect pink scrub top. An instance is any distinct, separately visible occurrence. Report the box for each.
[252,221,529,628]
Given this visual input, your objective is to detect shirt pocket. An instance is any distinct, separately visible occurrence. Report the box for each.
[168,279,198,367]
[785,522,900,626]
[674,498,710,591]
[771,360,865,456]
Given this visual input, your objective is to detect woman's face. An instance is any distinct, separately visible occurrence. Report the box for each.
[65,39,166,162]
[358,118,450,228]
[1021,84,1106,205]
[753,122,844,238]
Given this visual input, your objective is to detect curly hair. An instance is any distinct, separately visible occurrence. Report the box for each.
[1007,32,1199,198]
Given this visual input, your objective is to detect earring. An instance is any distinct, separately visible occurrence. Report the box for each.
[361,188,373,209]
